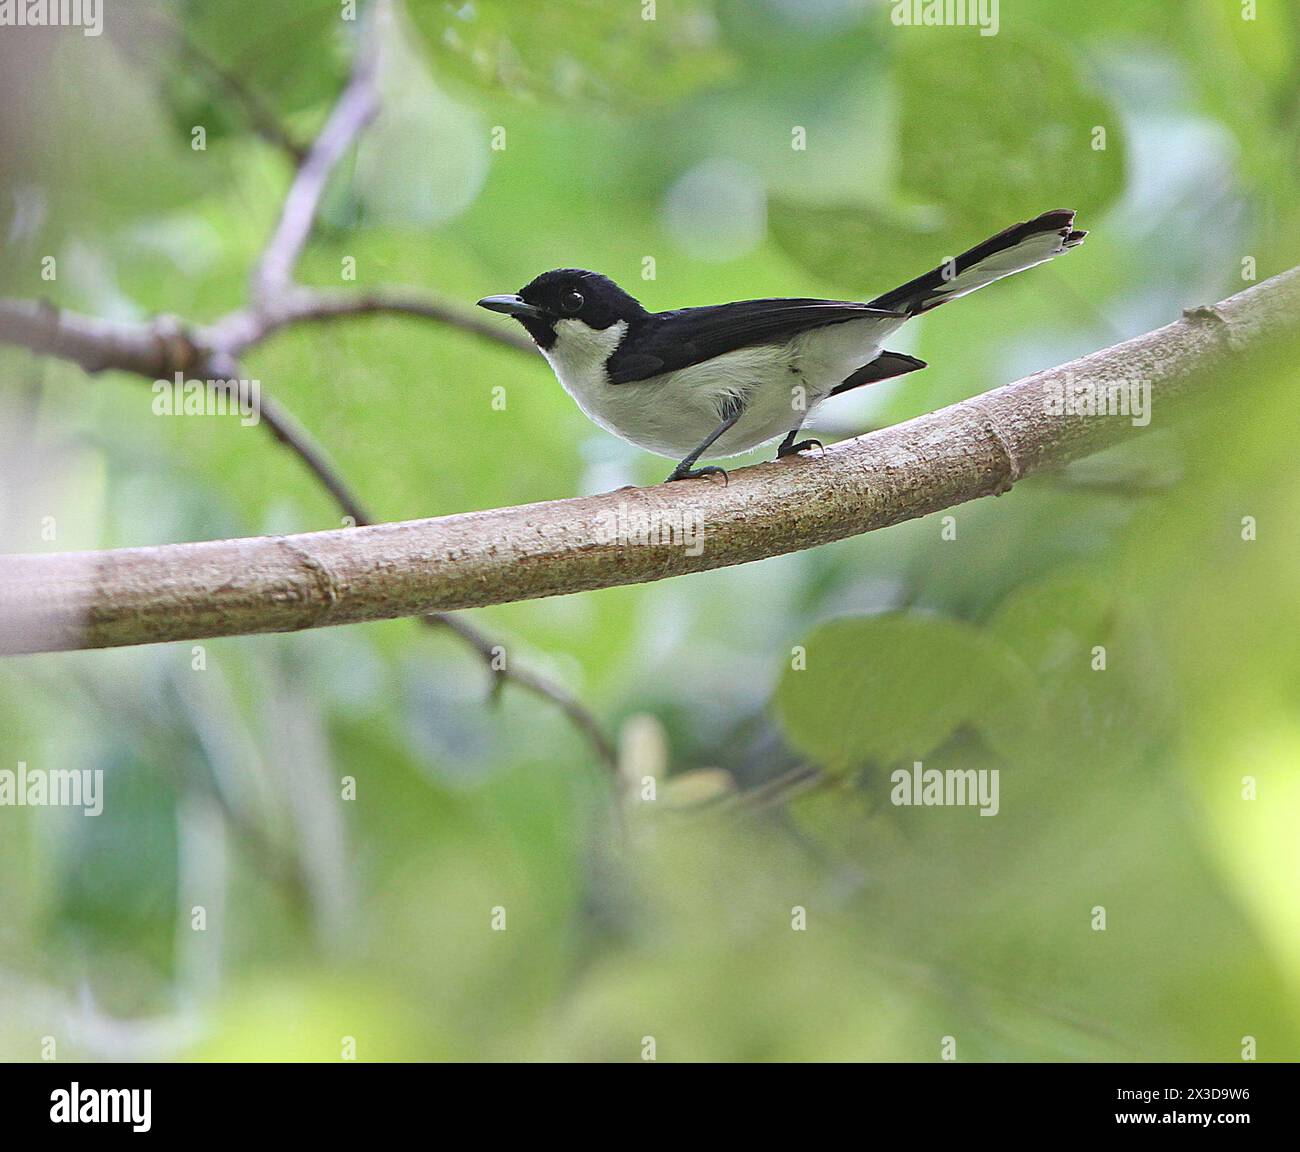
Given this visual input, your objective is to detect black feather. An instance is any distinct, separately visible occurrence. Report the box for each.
[831,351,927,396]
[606,299,903,385]
[868,209,1084,316]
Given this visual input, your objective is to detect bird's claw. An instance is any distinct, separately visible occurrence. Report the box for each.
[777,438,824,459]
[666,464,728,484]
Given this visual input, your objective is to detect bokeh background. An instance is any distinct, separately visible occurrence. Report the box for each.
[1,0,1298,1061]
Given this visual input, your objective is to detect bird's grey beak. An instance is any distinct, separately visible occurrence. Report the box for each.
[477,294,548,321]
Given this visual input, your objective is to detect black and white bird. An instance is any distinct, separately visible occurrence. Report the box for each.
[478,209,1086,483]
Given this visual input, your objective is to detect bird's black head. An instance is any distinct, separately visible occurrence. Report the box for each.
[477,269,645,349]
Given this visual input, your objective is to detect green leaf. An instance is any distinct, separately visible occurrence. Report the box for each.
[769,31,1125,294]
[895,31,1126,229]
[768,198,949,295]
[987,567,1175,769]
[407,0,734,109]
[172,0,348,122]
[774,614,1043,772]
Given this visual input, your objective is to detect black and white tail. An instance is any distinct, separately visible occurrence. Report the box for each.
[869,209,1087,316]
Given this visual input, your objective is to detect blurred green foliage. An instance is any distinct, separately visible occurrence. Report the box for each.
[776,615,1045,770]
[0,0,1297,1061]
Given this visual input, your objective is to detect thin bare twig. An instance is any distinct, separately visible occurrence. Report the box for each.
[207,350,375,527]
[204,287,534,357]
[430,613,618,767]
[249,8,381,305]
[726,764,828,814]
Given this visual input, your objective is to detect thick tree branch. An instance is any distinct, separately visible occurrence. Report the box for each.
[4,268,1295,656]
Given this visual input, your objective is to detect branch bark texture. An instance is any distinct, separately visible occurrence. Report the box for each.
[4,267,1296,655]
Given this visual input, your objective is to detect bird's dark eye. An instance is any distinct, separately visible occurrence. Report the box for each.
[560,289,584,313]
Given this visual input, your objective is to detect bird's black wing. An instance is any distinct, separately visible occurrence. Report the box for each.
[606,299,903,385]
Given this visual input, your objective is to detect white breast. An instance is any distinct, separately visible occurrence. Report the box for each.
[541,313,906,461]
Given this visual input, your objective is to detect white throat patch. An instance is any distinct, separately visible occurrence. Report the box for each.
[542,318,628,391]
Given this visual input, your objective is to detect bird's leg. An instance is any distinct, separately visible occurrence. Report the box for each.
[776,422,823,460]
[665,396,744,483]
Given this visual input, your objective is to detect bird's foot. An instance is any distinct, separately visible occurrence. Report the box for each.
[777,438,824,459]
[666,464,728,484]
